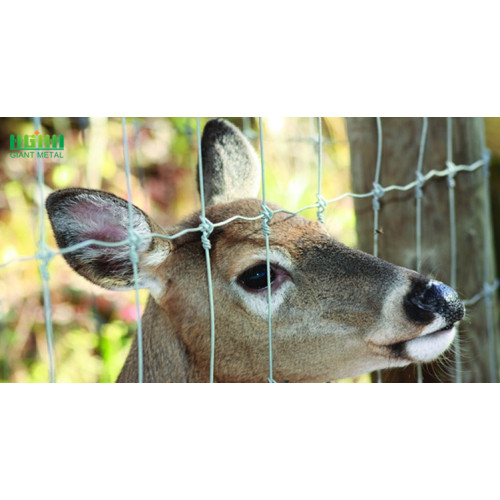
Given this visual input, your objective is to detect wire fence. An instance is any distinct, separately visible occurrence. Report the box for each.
[0,117,498,383]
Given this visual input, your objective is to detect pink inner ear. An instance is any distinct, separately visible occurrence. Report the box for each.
[72,200,129,243]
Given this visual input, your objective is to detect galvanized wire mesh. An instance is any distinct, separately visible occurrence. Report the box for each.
[0,117,498,383]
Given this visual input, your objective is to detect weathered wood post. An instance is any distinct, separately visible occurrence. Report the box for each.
[346,117,499,382]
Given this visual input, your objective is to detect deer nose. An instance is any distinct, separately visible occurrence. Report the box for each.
[405,280,465,326]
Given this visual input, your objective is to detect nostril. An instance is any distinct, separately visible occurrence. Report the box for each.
[419,282,452,312]
[404,279,465,325]
[422,281,464,324]
[434,281,465,325]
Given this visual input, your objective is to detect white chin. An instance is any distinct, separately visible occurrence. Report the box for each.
[404,327,457,362]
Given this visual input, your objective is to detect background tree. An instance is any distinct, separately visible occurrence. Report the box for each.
[347,118,499,382]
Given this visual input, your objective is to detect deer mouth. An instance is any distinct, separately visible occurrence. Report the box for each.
[389,324,457,363]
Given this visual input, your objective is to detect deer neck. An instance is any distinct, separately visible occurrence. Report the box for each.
[116,296,202,383]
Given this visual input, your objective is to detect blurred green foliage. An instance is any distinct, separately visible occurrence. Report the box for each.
[0,117,358,382]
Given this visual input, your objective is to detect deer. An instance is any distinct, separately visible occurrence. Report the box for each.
[46,118,465,382]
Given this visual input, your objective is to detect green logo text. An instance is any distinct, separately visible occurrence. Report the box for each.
[9,130,64,159]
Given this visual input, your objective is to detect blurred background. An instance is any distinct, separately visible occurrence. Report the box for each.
[0,117,363,382]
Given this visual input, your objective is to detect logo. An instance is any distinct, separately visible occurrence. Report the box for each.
[9,130,64,158]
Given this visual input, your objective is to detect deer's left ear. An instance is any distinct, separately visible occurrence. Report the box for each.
[46,188,171,296]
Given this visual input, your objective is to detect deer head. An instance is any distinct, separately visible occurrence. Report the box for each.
[46,118,465,382]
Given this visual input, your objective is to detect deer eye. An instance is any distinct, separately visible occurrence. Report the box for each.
[238,264,276,291]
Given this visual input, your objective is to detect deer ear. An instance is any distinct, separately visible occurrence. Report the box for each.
[46,188,170,295]
[198,118,261,206]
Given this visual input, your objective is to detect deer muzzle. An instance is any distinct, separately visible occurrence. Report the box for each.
[388,278,465,363]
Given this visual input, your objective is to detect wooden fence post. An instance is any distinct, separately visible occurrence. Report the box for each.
[346,117,499,382]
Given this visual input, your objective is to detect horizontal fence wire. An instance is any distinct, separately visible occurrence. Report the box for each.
[0,117,498,383]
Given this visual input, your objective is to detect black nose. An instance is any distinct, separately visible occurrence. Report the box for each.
[405,279,465,326]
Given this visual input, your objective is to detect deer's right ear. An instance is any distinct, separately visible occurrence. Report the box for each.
[46,188,171,296]
[198,118,261,206]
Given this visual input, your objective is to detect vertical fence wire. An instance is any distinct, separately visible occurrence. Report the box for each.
[483,150,498,382]
[121,117,144,383]
[34,117,55,382]
[316,118,326,224]
[372,117,383,383]
[415,117,428,383]
[196,118,217,383]
[258,118,275,383]
[478,121,498,382]
[242,117,255,141]
[446,118,462,382]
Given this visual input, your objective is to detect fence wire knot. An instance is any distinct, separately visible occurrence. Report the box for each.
[36,249,55,281]
[261,203,273,236]
[316,194,327,223]
[482,149,491,178]
[484,280,498,299]
[128,230,142,264]
[39,261,50,282]
[199,217,214,250]
[445,161,457,188]
[415,171,425,199]
[128,229,143,247]
[35,248,55,263]
[372,182,385,211]
[447,174,456,189]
